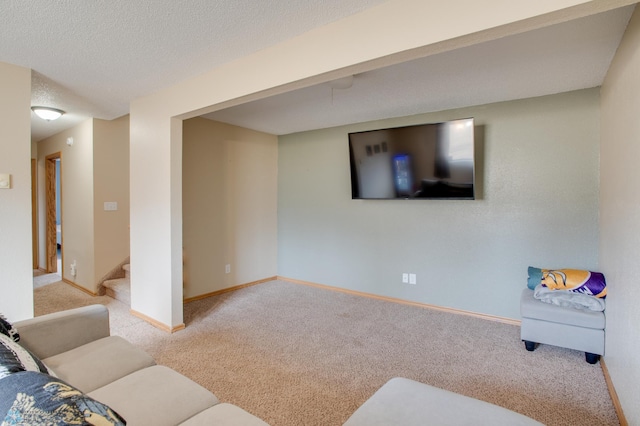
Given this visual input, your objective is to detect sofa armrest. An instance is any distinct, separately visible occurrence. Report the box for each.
[14,304,110,359]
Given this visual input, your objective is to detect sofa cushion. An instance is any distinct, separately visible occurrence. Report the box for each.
[0,313,20,341]
[89,365,219,426]
[181,403,270,426]
[343,377,542,426]
[43,335,156,393]
[15,304,111,360]
[0,333,50,380]
[0,370,125,425]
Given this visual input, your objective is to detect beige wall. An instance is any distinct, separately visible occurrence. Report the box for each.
[93,115,130,283]
[36,116,130,293]
[279,89,601,319]
[37,119,95,291]
[130,0,609,329]
[182,118,277,299]
[600,6,640,423]
[0,62,32,320]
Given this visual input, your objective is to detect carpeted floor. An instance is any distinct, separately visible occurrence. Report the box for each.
[33,271,62,288]
[33,277,619,426]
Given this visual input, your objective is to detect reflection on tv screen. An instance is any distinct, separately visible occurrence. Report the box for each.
[349,118,475,200]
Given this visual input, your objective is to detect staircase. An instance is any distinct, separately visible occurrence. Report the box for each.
[102,264,130,305]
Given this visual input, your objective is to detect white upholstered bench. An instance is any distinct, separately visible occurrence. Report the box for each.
[520,288,605,364]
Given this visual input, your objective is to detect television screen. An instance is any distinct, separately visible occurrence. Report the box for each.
[348,118,475,200]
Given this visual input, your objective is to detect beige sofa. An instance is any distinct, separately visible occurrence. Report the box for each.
[13,304,268,426]
[343,377,543,425]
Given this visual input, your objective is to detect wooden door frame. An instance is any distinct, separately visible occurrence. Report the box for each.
[31,159,38,269]
[45,153,62,274]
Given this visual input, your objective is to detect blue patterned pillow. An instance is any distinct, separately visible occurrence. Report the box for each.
[0,371,126,425]
[0,313,20,342]
[0,333,50,380]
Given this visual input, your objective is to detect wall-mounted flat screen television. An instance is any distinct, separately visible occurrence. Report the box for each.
[348,118,475,200]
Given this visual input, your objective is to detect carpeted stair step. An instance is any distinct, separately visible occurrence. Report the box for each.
[103,277,130,305]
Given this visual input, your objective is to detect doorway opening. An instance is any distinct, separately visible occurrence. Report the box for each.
[45,153,62,277]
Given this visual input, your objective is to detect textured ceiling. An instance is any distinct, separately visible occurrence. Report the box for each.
[0,1,636,141]
[1,0,387,141]
[204,5,636,135]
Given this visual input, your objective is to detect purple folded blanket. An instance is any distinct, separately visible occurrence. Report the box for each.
[527,267,607,298]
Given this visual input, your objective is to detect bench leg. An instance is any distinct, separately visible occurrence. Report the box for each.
[585,353,600,364]
[524,340,536,351]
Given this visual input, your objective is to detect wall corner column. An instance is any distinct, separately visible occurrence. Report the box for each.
[129,104,183,330]
[0,62,33,321]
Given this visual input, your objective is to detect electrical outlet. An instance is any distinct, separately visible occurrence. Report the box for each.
[402,273,409,283]
[409,273,417,285]
[225,264,231,274]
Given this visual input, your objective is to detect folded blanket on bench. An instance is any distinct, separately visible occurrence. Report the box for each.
[527,267,606,298]
[533,284,606,311]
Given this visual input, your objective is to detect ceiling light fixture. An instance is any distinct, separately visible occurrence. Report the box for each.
[31,106,65,121]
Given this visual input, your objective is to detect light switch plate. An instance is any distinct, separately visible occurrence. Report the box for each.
[104,201,118,211]
[0,174,11,189]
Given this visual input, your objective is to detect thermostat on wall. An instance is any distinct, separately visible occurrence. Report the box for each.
[0,174,11,189]
[104,201,118,211]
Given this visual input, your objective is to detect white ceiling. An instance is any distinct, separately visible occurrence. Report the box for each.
[205,5,636,135]
[0,1,635,141]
